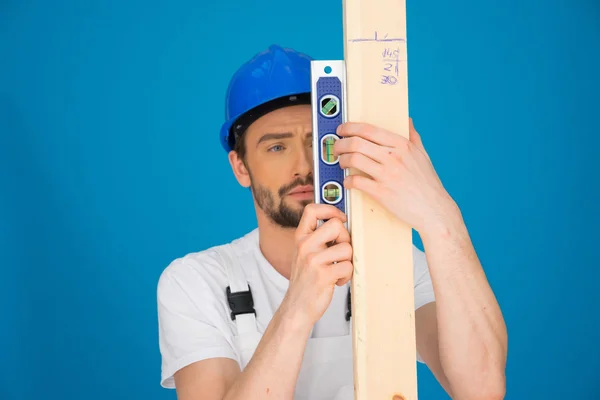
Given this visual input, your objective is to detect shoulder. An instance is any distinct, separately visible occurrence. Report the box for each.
[157,228,259,301]
[156,231,260,388]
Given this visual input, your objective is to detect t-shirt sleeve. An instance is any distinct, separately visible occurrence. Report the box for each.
[412,245,436,364]
[413,245,436,311]
[157,259,239,389]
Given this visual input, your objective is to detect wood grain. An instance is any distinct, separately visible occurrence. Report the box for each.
[342,0,417,398]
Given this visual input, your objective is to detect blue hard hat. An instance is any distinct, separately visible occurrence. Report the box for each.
[219,44,313,153]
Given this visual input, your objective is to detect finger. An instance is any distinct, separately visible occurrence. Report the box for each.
[337,122,406,148]
[336,275,352,287]
[296,204,347,240]
[312,241,353,265]
[344,175,386,203]
[333,136,391,164]
[329,261,354,285]
[338,153,385,179]
[302,218,350,254]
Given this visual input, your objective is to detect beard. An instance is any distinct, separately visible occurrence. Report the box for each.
[250,173,314,228]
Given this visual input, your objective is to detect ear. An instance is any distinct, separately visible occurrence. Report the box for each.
[228,150,251,188]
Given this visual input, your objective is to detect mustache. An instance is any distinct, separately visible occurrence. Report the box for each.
[279,174,314,197]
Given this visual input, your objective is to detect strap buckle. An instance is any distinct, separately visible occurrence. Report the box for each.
[226,285,256,321]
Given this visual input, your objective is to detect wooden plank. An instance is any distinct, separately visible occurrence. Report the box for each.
[342,0,417,399]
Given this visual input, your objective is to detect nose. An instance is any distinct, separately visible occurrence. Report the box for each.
[293,141,313,178]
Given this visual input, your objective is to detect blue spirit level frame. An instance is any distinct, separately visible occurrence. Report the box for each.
[310,60,351,231]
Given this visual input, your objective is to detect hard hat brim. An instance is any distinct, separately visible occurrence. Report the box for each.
[220,92,311,153]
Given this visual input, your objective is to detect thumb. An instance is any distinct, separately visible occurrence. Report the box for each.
[409,118,430,159]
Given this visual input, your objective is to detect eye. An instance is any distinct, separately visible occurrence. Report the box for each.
[268,144,285,152]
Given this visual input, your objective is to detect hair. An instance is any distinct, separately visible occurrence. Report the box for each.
[232,129,248,166]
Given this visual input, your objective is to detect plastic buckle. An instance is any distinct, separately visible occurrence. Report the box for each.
[226,285,256,321]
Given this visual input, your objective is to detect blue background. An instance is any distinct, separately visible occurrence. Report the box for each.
[1,0,599,399]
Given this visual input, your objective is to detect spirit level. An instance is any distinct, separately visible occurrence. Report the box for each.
[310,60,351,231]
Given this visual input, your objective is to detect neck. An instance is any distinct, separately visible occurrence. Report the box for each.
[254,210,296,281]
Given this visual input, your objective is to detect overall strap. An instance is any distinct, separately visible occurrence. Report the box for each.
[346,286,352,321]
[216,243,259,336]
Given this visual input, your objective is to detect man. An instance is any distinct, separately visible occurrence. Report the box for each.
[157,44,508,400]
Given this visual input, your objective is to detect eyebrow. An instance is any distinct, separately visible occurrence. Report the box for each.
[256,131,312,147]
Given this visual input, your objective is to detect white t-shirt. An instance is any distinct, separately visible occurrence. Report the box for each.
[157,228,436,389]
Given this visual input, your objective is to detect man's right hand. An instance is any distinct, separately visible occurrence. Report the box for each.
[172,204,353,400]
[281,203,354,328]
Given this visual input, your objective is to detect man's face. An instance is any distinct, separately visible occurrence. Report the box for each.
[241,104,314,228]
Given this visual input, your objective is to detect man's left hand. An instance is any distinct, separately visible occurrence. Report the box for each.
[333,118,458,234]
